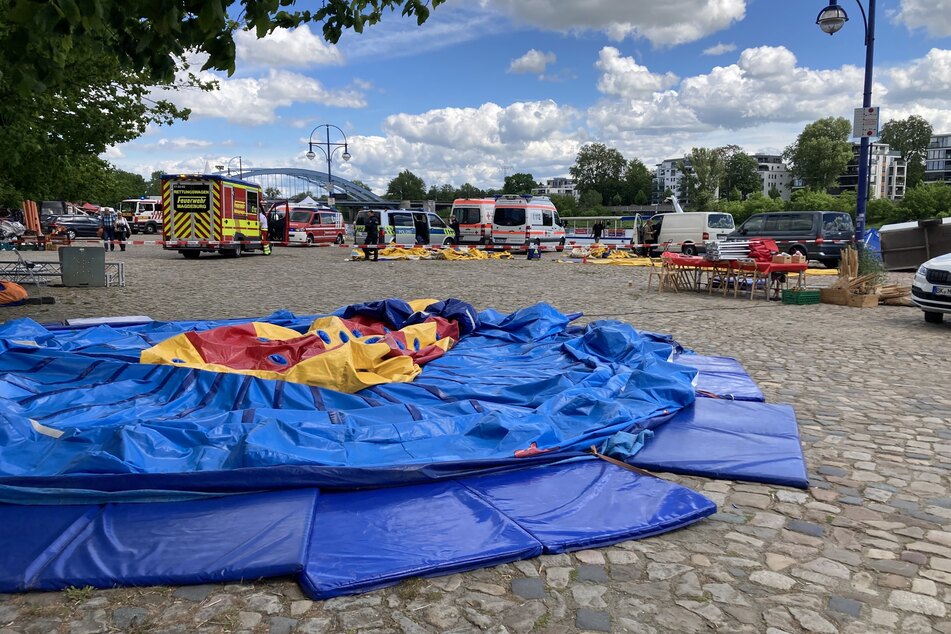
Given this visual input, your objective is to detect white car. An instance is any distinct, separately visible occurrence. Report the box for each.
[912,252,951,324]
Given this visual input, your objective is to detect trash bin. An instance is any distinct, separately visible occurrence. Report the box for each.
[58,246,106,287]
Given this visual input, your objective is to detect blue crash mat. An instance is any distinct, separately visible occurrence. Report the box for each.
[459,459,716,553]
[301,480,542,599]
[674,354,765,402]
[630,398,809,489]
[0,489,318,592]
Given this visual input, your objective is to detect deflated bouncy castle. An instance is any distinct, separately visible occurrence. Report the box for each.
[0,299,807,598]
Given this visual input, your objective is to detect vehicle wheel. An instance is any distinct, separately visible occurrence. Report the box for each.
[820,258,839,269]
[559,237,566,247]
[144,223,157,235]
[924,311,944,324]
[233,243,242,258]
[66,230,76,241]
[789,245,807,258]
[682,244,698,256]
[181,250,200,260]
[306,234,314,245]
[443,238,454,247]
[334,234,344,244]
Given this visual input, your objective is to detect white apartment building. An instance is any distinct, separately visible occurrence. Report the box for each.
[925,133,951,185]
[652,158,691,205]
[533,177,579,199]
[753,154,792,201]
[836,142,906,200]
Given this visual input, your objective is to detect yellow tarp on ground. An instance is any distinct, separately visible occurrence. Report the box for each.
[439,247,512,260]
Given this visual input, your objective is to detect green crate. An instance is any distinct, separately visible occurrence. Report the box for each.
[781,288,821,305]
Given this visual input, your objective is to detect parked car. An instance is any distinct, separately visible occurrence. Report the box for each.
[912,252,951,324]
[647,211,735,256]
[729,211,855,267]
[48,215,102,240]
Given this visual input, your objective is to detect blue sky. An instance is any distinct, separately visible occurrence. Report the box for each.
[110,0,951,195]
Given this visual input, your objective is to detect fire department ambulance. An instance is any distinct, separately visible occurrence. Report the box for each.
[490,194,566,249]
[161,174,270,259]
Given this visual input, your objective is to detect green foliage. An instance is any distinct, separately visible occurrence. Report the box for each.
[768,184,782,200]
[579,189,603,210]
[622,159,652,205]
[3,0,446,95]
[351,179,372,193]
[549,194,577,215]
[680,147,725,210]
[787,189,842,211]
[456,183,485,199]
[866,197,897,227]
[880,115,932,187]
[897,182,951,220]
[386,170,426,200]
[784,117,853,192]
[145,171,165,197]
[570,143,626,205]
[858,246,888,285]
[713,192,783,225]
[264,187,282,200]
[721,149,761,200]
[503,173,537,195]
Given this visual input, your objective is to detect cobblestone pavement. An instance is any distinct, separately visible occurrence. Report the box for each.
[1,244,949,634]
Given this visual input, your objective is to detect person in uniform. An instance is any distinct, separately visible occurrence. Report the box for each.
[363,211,380,261]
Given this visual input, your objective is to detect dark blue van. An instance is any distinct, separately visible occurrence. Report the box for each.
[730,211,855,267]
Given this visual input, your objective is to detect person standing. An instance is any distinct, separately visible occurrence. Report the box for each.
[592,221,604,243]
[363,211,380,261]
[99,206,118,251]
[115,213,131,252]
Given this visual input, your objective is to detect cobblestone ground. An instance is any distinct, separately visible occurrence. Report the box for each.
[1,244,949,634]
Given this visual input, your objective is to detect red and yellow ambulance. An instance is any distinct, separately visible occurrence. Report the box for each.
[161,174,270,259]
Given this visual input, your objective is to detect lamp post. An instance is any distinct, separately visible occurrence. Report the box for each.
[226,156,243,179]
[816,0,876,246]
[305,124,351,205]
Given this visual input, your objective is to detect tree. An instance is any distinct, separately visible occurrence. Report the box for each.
[386,170,426,200]
[784,117,853,192]
[898,183,951,220]
[579,190,603,211]
[866,197,898,226]
[351,179,372,192]
[680,147,725,210]
[721,149,762,200]
[145,171,165,197]
[503,173,537,195]
[768,184,782,200]
[787,189,842,212]
[570,143,626,204]
[265,187,282,200]
[456,183,485,199]
[3,1,446,95]
[880,115,933,188]
[549,194,577,215]
[622,159,652,206]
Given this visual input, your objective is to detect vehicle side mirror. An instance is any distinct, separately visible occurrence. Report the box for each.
[739,228,747,235]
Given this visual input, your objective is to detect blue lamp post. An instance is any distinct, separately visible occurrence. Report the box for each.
[816,0,876,246]
[305,124,351,204]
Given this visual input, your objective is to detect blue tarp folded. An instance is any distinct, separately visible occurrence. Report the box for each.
[629,398,809,489]
[0,489,318,592]
[674,354,765,401]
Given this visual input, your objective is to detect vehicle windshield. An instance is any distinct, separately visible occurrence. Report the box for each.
[708,214,734,229]
[494,207,526,226]
[118,202,137,217]
[455,207,482,224]
[289,211,313,223]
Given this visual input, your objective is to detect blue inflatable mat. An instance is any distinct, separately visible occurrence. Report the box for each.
[674,354,765,402]
[0,489,318,592]
[630,398,809,489]
[459,460,716,554]
[301,481,542,599]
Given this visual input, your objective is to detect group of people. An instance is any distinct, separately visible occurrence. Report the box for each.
[98,207,131,252]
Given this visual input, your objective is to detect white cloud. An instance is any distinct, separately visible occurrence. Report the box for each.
[595,47,678,97]
[509,49,556,74]
[885,47,951,101]
[235,26,344,69]
[487,0,747,47]
[896,0,951,37]
[143,138,214,150]
[152,69,366,126]
[703,42,736,56]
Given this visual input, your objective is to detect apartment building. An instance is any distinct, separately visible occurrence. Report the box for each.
[651,158,692,205]
[533,177,579,199]
[753,154,793,201]
[836,141,906,200]
[925,133,951,185]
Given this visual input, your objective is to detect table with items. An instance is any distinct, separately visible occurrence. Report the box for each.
[657,252,808,300]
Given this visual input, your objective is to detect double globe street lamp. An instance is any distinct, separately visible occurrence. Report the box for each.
[816,0,876,245]
[305,124,351,205]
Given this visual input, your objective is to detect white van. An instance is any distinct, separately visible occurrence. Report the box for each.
[353,209,455,246]
[491,194,566,248]
[650,211,735,256]
[451,198,495,244]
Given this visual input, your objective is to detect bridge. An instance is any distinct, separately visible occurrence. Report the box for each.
[235,167,389,209]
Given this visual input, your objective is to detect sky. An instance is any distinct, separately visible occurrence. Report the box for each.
[108,0,951,196]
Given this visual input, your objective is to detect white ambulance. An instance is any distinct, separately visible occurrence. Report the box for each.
[490,194,566,249]
[450,198,496,245]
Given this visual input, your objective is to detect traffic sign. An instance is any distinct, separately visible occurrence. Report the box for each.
[853,106,880,138]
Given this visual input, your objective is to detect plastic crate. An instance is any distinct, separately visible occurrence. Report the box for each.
[782,288,821,305]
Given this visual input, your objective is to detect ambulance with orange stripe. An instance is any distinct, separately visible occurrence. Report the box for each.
[161,174,270,259]
[490,194,566,249]
[450,198,496,245]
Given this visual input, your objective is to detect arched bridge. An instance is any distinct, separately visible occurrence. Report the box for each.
[236,168,385,204]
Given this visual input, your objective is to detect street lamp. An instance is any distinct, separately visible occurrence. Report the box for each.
[226,156,243,179]
[305,124,351,205]
[816,0,876,246]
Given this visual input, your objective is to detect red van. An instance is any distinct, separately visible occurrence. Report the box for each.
[286,207,345,244]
